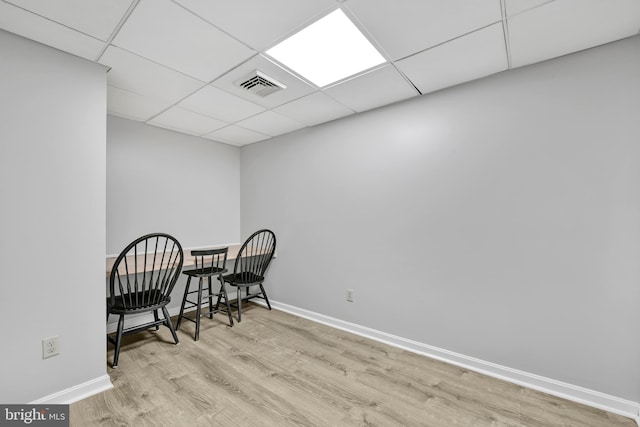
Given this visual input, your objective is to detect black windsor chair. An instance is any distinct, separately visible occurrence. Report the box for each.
[222,229,276,322]
[107,233,184,368]
[176,247,234,341]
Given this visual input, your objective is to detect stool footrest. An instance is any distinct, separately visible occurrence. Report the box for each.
[177,276,235,341]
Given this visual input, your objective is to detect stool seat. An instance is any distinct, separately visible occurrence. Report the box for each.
[183,266,226,278]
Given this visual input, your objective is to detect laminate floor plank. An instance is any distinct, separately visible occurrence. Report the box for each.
[71,305,635,426]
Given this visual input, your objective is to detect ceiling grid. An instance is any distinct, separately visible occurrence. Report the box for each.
[1,0,639,146]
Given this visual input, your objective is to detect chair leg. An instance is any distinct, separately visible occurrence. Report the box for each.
[195,278,203,341]
[215,278,223,311]
[236,286,242,322]
[112,315,125,368]
[177,276,192,330]
[162,306,179,345]
[207,276,214,319]
[259,284,272,310]
[220,281,234,327]
[153,309,160,330]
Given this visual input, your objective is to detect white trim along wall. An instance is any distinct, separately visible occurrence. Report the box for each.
[267,301,640,421]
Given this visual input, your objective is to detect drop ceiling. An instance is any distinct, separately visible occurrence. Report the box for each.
[1,0,639,146]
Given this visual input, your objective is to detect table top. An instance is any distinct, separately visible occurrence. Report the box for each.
[106,244,242,277]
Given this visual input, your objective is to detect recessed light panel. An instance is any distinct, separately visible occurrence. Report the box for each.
[266,9,385,87]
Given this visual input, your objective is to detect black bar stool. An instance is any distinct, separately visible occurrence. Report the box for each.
[176,247,233,340]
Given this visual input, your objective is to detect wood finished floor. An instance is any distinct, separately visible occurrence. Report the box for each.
[71,305,635,426]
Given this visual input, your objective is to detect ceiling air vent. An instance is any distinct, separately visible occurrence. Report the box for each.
[234,70,286,97]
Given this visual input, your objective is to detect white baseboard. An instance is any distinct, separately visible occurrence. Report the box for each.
[267,300,640,422]
[30,375,113,405]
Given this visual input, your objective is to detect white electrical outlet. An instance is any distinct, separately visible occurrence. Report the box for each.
[346,289,354,302]
[42,336,60,359]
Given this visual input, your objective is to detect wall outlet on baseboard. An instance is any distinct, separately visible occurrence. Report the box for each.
[346,289,354,302]
[42,336,60,359]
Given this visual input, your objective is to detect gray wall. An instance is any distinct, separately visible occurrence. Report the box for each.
[240,36,640,401]
[106,116,241,331]
[107,116,241,254]
[0,30,107,403]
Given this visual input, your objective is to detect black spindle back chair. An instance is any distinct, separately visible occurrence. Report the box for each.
[107,233,184,368]
[222,229,276,322]
[176,247,234,341]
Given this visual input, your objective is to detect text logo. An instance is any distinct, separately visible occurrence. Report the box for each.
[0,405,68,426]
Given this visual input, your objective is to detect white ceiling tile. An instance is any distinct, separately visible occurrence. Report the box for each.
[173,0,336,51]
[5,0,133,41]
[273,92,355,127]
[179,85,265,123]
[6,0,637,143]
[100,46,205,102]
[203,125,270,146]
[107,86,173,121]
[395,23,508,95]
[0,2,105,60]
[211,55,316,109]
[112,0,256,81]
[508,0,640,68]
[505,0,553,17]
[345,0,503,60]
[236,111,306,137]
[324,64,418,112]
[148,106,228,136]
